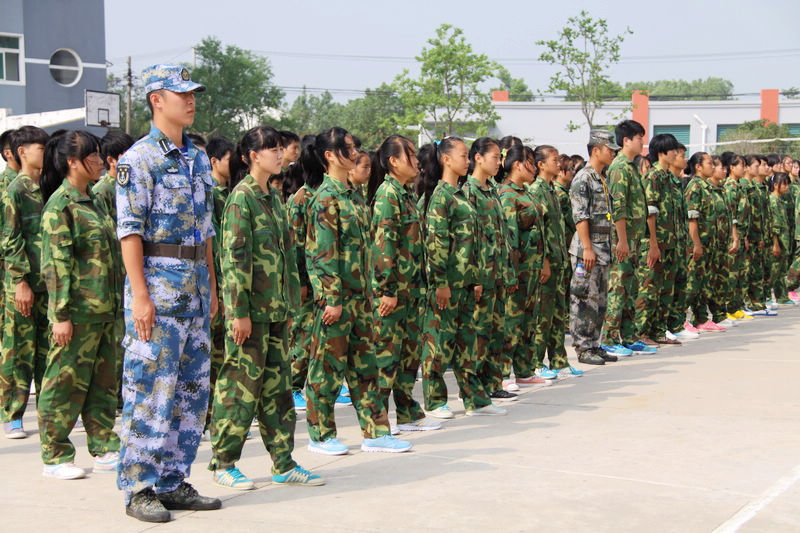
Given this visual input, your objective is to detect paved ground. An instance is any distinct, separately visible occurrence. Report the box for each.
[3,307,800,532]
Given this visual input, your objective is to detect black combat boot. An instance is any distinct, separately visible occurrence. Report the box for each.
[126,488,171,523]
[577,350,606,365]
[157,482,222,511]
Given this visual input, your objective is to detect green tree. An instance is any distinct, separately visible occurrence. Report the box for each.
[492,66,534,102]
[394,24,499,138]
[189,37,284,139]
[537,10,632,130]
[278,88,344,136]
[715,120,800,158]
[336,83,406,150]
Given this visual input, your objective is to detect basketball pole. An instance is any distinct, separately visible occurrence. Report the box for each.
[125,56,132,134]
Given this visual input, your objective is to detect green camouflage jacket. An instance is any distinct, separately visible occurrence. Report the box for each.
[3,173,45,293]
[92,173,117,223]
[463,175,515,288]
[671,172,689,247]
[0,166,17,272]
[306,174,370,305]
[739,177,759,241]
[553,180,576,238]
[769,193,792,251]
[211,181,229,300]
[685,177,716,247]
[709,183,733,250]
[371,175,425,299]
[424,180,482,289]
[749,181,769,242]
[222,174,299,322]
[41,180,122,324]
[724,177,746,238]
[607,152,648,245]
[643,163,681,250]
[287,184,317,292]
[498,181,545,295]
[529,177,567,268]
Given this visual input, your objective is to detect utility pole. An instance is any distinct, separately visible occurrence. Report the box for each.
[125,56,132,134]
[192,46,197,68]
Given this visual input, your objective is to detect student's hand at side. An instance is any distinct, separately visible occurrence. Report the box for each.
[15,281,33,317]
[232,316,252,345]
[378,295,397,317]
[435,287,451,310]
[53,320,73,347]
[322,305,343,325]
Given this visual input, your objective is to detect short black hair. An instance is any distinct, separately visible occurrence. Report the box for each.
[186,133,206,148]
[145,89,164,117]
[279,130,300,148]
[647,133,680,164]
[766,153,781,167]
[615,120,645,148]
[206,136,234,161]
[0,128,15,162]
[11,125,49,166]
[100,130,135,169]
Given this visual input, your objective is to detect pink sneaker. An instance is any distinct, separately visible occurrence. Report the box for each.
[789,291,800,302]
[516,375,550,386]
[683,321,701,334]
[697,320,726,332]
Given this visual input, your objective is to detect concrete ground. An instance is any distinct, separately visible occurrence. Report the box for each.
[2,307,800,533]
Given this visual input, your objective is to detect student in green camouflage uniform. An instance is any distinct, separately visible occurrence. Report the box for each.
[707,157,738,326]
[304,127,410,452]
[666,148,693,336]
[722,154,750,318]
[741,156,767,311]
[785,166,800,294]
[684,152,719,327]
[497,146,548,385]
[371,136,440,431]
[768,174,792,305]
[36,131,122,479]
[208,126,323,489]
[635,134,682,344]
[530,145,573,376]
[1,126,50,438]
[602,120,648,348]
[464,137,517,399]
[418,137,500,419]
[754,157,773,308]
[0,129,20,356]
[204,136,234,428]
[553,155,575,330]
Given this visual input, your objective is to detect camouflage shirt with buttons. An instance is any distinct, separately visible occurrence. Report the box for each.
[569,165,614,265]
[498,181,546,296]
[287,184,317,292]
[769,193,792,251]
[607,152,647,245]
[685,177,716,247]
[0,166,17,273]
[643,163,682,250]
[222,174,299,322]
[739,178,760,241]
[116,125,215,317]
[724,177,746,237]
[709,183,733,249]
[553,180,576,239]
[306,174,370,305]
[3,173,45,293]
[463,175,515,288]
[211,181,229,300]
[371,175,425,299]
[529,177,566,268]
[41,180,123,324]
[92,173,117,222]
[424,180,483,289]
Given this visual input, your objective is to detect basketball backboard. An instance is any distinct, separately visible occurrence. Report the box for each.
[85,90,120,128]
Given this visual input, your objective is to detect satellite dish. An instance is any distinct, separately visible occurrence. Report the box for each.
[85,89,120,128]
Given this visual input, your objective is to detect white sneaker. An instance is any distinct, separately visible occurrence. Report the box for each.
[502,379,520,392]
[397,418,442,432]
[718,319,734,328]
[766,301,779,310]
[390,425,400,435]
[665,331,678,341]
[427,405,455,419]
[43,462,86,480]
[466,404,507,416]
[675,329,700,340]
[93,451,119,473]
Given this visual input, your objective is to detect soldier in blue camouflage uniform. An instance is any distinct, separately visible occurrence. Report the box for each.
[569,131,618,365]
[115,65,221,523]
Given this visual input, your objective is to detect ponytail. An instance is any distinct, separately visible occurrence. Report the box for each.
[41,130,101,204]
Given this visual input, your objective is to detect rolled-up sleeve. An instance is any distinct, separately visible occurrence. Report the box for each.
[570,176,592,224]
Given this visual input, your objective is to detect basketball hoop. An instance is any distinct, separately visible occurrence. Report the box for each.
[85,89,121,128]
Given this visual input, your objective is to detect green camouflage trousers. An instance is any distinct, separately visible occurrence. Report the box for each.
[373,295,425,426]
[747,242,767,308]
[708,248,732,323]
[686,249,711,325]
[603,241,640,344]
[208,320,296,474]
[569,256,609,354]
[37,321,120,464]
[635,245,677,339]
[205,307,225,430]
[422,287,492,411]
[726,246,747,312]
[475,285,510,394]
[305,297,389,441]
[289,298,315,392]
[561,263,572,329]
[769,249,790,301]
[786,241,800,292]
[667,247,689,333]
[0,291,48,422]
[505,277,539,379]
[533,265,569,370]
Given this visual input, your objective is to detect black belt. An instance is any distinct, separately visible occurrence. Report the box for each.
[143,242,206,261]
[590,226,612,235]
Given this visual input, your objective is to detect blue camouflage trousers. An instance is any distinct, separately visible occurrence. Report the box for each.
[117,312,211,503]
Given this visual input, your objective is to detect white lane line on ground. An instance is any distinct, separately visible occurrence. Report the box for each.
[711,463,800,533]
[410,451,753,498]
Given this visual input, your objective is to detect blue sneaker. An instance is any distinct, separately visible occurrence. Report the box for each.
[4,418,25,439]
[293,391,306,412]
[535,366,559,379]
[556,365,584,377]
[272,465,325,486]
[601,344,633,356]
[624,341,658,354]
[335,387,352,406]
[361,434,412,453]
[308,438,349,456]
[764,309,778,316]
[213,467,255,490]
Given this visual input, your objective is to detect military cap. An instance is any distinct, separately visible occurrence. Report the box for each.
[589,129,621,150]
[142,64,205,94]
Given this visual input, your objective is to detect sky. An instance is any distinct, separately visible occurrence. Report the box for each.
[105,0,800,105]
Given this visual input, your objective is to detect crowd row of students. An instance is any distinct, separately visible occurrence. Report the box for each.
[1,118,799,495]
